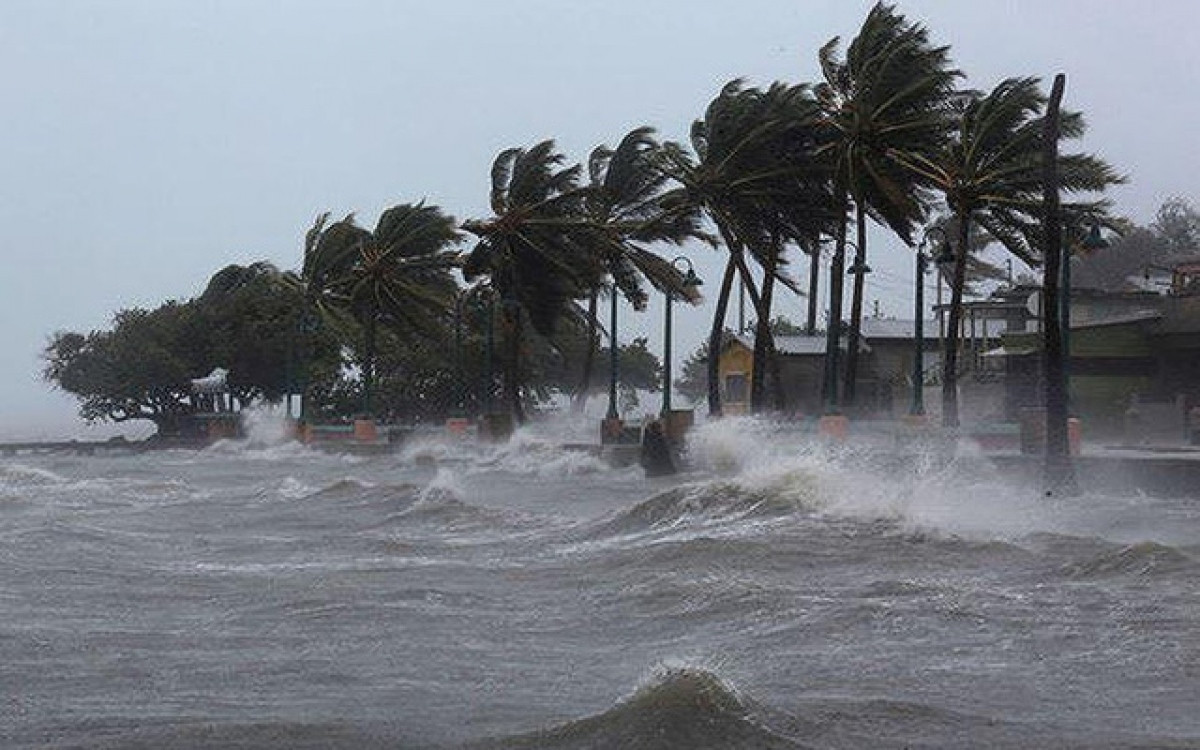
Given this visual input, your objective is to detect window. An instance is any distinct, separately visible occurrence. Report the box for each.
[724,372,748,403]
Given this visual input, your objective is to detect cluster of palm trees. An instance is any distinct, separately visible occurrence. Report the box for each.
[296,3,1123,428]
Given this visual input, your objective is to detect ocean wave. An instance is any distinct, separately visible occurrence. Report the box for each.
[475,432,612,478]
[0,462,69,487]
[591,479,818,540]
[1061,540,1197,578]
[475,667,802,750]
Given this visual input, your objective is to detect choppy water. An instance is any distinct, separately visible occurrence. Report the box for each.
[3,418,1199,749]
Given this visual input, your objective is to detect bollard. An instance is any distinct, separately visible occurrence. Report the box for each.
[445,417,470,437]
[353,418,378,443]
[818,414,849,441]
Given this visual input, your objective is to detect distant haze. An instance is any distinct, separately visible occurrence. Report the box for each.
[3,0,1196,439]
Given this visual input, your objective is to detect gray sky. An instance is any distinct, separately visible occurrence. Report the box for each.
[2,1,1196,439]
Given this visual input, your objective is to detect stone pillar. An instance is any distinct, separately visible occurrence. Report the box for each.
[353,418,378,443]
[818,414,849,441]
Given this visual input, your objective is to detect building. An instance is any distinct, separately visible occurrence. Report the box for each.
[990,269,1200,440]
[717,318,939,417]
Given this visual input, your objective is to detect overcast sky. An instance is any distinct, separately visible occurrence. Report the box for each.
[2,1,1196,439]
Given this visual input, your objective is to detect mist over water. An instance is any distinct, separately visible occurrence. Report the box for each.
[3,417,1198,749]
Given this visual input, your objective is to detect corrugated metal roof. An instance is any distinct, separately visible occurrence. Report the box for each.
[732,333,869,356]
[860,318,938,340]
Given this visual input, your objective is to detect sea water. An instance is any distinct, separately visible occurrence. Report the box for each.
[3,417,1198,749]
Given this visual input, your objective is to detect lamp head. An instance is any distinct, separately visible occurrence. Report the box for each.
[682,268,703,289]
[933,245,956,266]
[1080,222,1108,254]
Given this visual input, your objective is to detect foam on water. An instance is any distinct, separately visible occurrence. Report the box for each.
[686,416,1200,549]
[0,462,69,487]
[476,428,611,477]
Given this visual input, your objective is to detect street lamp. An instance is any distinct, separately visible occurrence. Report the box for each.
[822,239,858,412]
[606,282,621,421]
[1061,220,1108,407]
[912,226,948,416]
[452,290,472,418]
[661,256,702,417]
[483,288,496,415]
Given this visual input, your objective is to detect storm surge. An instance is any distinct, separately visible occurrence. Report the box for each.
[3,418,1199,749]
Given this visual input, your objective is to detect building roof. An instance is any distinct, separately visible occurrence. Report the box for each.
[859,318,938,340]
[728,333,862,356]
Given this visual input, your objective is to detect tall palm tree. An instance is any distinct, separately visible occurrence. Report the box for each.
[815,2,960,408]
[897,77,1124,426]
[304,203,461,416]
[462,141,602,424]
[573,126,704,413]
[656,80,835,416]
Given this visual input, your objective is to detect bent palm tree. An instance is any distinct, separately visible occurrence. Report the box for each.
[657,80,835,415]
[897,77,1125,426]
[815,2,959,408]
[462,141,601,424]
[304,203,461,416]
[573,126,705,413]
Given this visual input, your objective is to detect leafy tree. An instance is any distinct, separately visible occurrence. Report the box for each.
[1074,200,1200,291]
[44,263,341,431]
[815,2,960,407]
[1151,197,1200,257]
[899,77,1124,426]
[463,141,603,424]
[44,304,202,428]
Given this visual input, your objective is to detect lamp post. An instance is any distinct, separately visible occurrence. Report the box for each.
[483,289,495,415]
[912,226,947,416]
[822,239,858,413]
[661,256,702,417]
[1061,221,1108,411]
[453,290,469,418]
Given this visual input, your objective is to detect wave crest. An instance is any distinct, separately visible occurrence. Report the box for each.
[1063,540,1196,578]
[487,668,801,750]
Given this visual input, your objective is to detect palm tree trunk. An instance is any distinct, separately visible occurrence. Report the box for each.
[805,239,820,335]
[844,202,868,407]
[362,303,378,417]
[751,244,779,412]
[822,193,850,411]
[731,250,764,319]
[706,255,739,417]
[572,290,600,414]
[942,210,971,428]
[504,304,526,425]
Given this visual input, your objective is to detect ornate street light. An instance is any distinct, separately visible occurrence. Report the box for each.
[1061,220,1108,405]
[913,225,948,416]
[822,240,859,412]
[661,256,702,416]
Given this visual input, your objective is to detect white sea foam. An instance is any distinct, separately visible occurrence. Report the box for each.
[0,463,69,487]
[683,415,1197,547]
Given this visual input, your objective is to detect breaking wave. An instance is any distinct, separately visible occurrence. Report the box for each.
[1062,540,1198,578]
[478,667,802,750]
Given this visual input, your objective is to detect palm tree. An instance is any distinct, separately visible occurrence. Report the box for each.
[656,80,835,416]
[462,141,602,424]
[815,2,960,408]
[573,126,704,414]
[304,203,461,417]
[897,77,1125,427]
